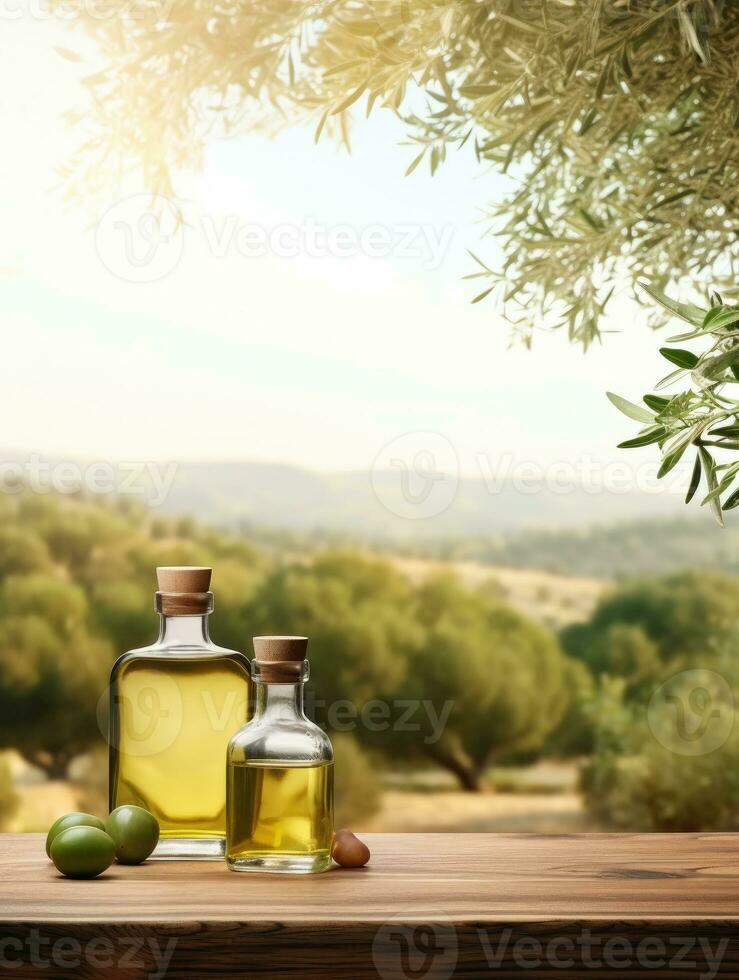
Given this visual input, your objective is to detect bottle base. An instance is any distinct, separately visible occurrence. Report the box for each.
[152,837,226,861]
[226,852,332,874]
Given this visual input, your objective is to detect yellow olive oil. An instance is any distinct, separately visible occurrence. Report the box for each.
[110,655,250,855]
[226,760,334,873]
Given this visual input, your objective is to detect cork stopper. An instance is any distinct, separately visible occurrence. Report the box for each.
[156,566,213,616]
[157,567,212,593]
[253,635,308,683]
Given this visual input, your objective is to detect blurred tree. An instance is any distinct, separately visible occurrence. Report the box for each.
[68,0,739,345]
[0,613,111,779]
[91,580,154,654]
[332,734,382,827]
[564,622,663,699]
[0,527,52,578]
[247,551,418,707]
[395,574,572,789]
[0,756,19,830]
[249,556,576,789]
[543,656,595,757]
[0,492,579,795]
[581,672,739,831]
[562,570,739,693]
[2,575,88,636]
[0,495,242,778]
[37,509,98,575]
[205,557,267,653]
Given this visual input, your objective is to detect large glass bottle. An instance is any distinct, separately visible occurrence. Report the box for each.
[109,566,250,859]
[226,636,334,874]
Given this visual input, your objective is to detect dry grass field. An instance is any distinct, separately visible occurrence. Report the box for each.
[361,789,593,833]
[357,762,596,834]
[391,556,607,629]
[3,752,593,836]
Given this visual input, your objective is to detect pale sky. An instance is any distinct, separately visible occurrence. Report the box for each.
[0,15,683,486]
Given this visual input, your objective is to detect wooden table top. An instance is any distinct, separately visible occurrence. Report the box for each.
[3,832,739,924]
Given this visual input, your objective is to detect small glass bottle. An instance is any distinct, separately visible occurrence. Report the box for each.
[109,567,250,859]
[226,636,334,874]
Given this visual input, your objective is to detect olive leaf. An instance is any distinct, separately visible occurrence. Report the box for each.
[685,453,701,504]
[613,285,739,521]
[643,394,670,412]
[606,392,654,423]
[659,347,699,369]
[640,283,706,327]
[618,427,668,449]
[698,447,724,528]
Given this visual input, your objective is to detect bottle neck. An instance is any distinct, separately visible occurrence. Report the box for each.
[253,682,305,721]
[157,614,211,646]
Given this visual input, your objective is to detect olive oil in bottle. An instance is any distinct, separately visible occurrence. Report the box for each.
[109,567,250,859]
[226,636,334,873]
[227,761,334,865]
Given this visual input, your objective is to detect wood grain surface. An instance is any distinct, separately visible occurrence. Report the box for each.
[1,833,738,978]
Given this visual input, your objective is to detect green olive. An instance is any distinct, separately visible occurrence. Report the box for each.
[50,826,116,879]
[45,812,106,858]
[106,805,160,865]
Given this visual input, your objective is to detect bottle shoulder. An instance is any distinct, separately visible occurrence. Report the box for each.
[228,717,333,765]
[110,644,250,679]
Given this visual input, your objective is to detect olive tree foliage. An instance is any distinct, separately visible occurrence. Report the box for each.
[66,0,739,345]
[247,557,574,790]
[610,284,739,522]
[562,569,739,694]
[0,757,19,830]
[567,571,739,829]
[0,492,268,779]
[0,493,574,791]
[401,574,572,790]
[582,674,739,831]
[0,579,112,780]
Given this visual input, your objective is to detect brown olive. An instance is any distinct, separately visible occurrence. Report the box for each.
[331,828,370,868]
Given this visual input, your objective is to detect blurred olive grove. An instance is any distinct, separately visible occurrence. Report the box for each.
[564,571,739,831]
[0,490,576,824]
[1,490,738,831]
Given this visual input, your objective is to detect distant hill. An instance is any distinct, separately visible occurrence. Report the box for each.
[408,517,739,580]
[162,459,696,540]
[161,460,736,578]
[4,452,734,577]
